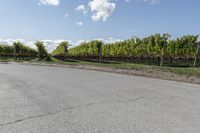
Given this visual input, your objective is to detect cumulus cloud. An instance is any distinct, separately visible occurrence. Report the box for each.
[88,0,116,21]
[94,37,123,44]
[40,39,71,52]
[0,39,26,45]
[70,40,86,48]
[75,5,85,11]
[75,5,88,16]
[39,0,60,6]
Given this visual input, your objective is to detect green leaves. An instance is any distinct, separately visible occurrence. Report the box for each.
[0,42,37,60]
[52,41,69,57]
[50,34,200,66]
[68,40,103,57]
[65,34,199,60]
[35,41,48,61]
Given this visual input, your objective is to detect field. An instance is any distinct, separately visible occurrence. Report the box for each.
[0,34,200,84]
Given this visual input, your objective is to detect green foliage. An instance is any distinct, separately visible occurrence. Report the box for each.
[0,42,37,60]
[52,41,69,57]
[64,34,199,66]
[0,45,13,56]
[67,34,199,59]
[68,40,103,57]
[35,41,48,61]
[46,54,52,61]
[13,41,21,59]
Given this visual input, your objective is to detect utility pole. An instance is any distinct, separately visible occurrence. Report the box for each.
[193,42,200,67]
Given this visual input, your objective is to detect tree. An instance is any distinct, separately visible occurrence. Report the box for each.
[35,41,48,61]
[94,40,103,63]
[0,45,4,59]
[154,33,170,66]
[52,41,69,60]
[66,34,199,66]
[13,41,22,60]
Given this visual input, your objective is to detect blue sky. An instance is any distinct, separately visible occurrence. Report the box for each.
[0,0,199,50]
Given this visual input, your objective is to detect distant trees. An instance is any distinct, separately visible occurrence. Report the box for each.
[13,41,21,60]
[52,41,69,60]
[0,45,13,59]
[1,34,197,66]
[67,40,104,62]
[60,34,199,66]
[0,41,50,61]
[0,42,37,60]
[155,33,170,66]
[0,40,53,61]
[35,41,48,61]
[94,40,103,63]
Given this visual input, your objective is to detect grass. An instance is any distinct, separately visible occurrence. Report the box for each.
[42,58,200,78]
[1,57,200,78]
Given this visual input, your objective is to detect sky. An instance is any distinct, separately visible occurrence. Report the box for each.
[0,0,199,51]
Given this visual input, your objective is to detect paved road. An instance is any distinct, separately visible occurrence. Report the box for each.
[0,63,200,133]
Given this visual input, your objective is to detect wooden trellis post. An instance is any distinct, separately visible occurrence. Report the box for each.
[193,42,200,67]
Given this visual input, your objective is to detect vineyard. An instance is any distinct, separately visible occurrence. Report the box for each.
[0,34,199,67]
[0,41,49,60]
[53,34,200,67]
[0,42,37,60]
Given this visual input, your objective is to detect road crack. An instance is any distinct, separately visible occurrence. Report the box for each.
[0,102,104,127]
[0,96,150,127]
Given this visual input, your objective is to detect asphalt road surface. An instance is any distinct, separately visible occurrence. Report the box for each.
[0,63,200,133]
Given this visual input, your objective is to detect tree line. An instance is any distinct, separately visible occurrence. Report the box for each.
[1,34,199,66]
[0,41,49,60]
[52,34,200,66]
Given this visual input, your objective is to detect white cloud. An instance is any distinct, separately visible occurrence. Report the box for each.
[0,39,25,45]
[70,40,86,48]
[75,5,86,11]
[39,0,60,6]
[75,5,88,16]
[41,39,71,52]
[33,40,72,52]
[88,0,116,21]
[94,37,123,44]
[76,22,83,26]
